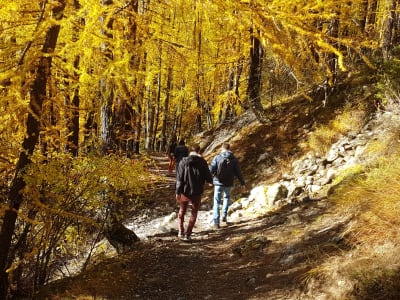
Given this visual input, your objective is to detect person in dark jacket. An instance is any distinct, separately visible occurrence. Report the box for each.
[167,136,177,172]
[176,143,213,241]
[209,142,245,229]
[173,139,189,173]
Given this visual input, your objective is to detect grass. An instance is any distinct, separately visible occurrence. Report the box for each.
[304,150,400,299]
[308,102,368,156]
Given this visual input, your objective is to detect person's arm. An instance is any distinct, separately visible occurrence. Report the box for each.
[176,160,184,196]
[209,156,218,176]
[234,158,246,187]
[202,159,213,184]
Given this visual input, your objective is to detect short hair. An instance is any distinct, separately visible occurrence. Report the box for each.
[178,139,185,145]
[222,142,230,150]
[190,143,201,152]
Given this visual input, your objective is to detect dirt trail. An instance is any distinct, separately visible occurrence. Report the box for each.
[39,154,348,300]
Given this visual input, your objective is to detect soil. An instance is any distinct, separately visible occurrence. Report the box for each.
[38,154,349,300]
[37,93,358,299]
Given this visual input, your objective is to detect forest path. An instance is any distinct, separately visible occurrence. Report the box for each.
[39,153,348,300]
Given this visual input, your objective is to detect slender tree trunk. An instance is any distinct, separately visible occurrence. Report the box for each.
[195,4,203,133]
[66,56,80,156]
[67,0,82,156]
[0,3,65,298]
[145,84,155,150]
[161,67,172,151]
[367,0,378,29]
[178,91,185,139]
[100,87,114,154]
[360,0,369,31]
[326,13,339,95]
[393,0,400,45]
[246,30,267,124]
[99,0,115,155]
[383,0,397,61]
[153,72,162,151]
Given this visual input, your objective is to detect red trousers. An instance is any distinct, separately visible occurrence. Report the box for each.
[178,194,201,235]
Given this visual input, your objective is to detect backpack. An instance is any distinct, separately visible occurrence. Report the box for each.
[216,156,234,186]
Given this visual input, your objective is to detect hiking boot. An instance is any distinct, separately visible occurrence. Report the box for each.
[184,234,191,241]
[178,231,184,238]
[213,224,220,230]
[222,217,227,223]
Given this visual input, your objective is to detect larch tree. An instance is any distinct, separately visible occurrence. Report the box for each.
[0,1,66,297]
[0,0,398,296]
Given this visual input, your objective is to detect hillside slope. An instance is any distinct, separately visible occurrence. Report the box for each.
[38,76,400,300]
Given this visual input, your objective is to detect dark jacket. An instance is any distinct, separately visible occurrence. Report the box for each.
[209,150,245,187]
[176,154,213,196]
[167,142,177,158]
[174,145,189,165]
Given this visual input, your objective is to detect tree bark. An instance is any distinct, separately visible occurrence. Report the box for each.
[99,0,115,155]
[66,56,80,156]
[383,0,397,61]
[161,67,173,152]
[0,2,65,298]
[246,31,268,124]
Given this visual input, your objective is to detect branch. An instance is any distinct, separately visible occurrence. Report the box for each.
[17,0,48,66]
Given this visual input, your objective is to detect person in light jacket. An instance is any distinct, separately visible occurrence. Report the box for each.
[209,142,245,229]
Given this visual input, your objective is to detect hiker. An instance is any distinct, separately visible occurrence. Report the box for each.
[176,143,213,241]
[167,136,177,172]
[173,139,189,172]
[209,142,245,229]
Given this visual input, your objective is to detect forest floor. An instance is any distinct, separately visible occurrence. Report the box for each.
[38,153,350,300]
[38,89,362,299]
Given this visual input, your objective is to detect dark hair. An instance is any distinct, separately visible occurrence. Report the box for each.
[190,143,201,153]
[178,139,185,145]
[222,142,230,150]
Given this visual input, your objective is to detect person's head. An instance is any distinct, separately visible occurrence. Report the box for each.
[189,143,201,153]
[178,139,185,146]
[222,142,230,150]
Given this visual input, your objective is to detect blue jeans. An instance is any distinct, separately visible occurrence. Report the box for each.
[213,185,232,225]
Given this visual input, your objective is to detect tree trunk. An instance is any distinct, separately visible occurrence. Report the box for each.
[145,84,155,150]
[367,0,378,30]
[246,31,268,124]
[100,88,114,154]
[66,56,80,156]
[383,0,397,61]
[392,0,400,45]
[153,72,162,151]
[161,67,173,152]
[0,2,65,298]
[195,4,203,133]
[99,0,115,155]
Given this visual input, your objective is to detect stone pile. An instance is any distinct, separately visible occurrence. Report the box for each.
[230,103,400,219]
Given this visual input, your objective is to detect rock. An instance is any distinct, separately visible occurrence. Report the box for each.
[246,277,256,286]
[162,212,177,224]
[266,183,288,206]
[287,213,301,225]
[248,185,268,207]
[104,221,140,254]
[326,149,339,162]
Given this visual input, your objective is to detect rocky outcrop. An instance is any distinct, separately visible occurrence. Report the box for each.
[230,103,400,218]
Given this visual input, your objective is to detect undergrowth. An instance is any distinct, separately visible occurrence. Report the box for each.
[308,101,368,155]
[308,150,400,299]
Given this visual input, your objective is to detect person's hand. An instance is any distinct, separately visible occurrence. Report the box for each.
[176,194,181,202]
[240,185,246,193]
[208,183,213,187]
